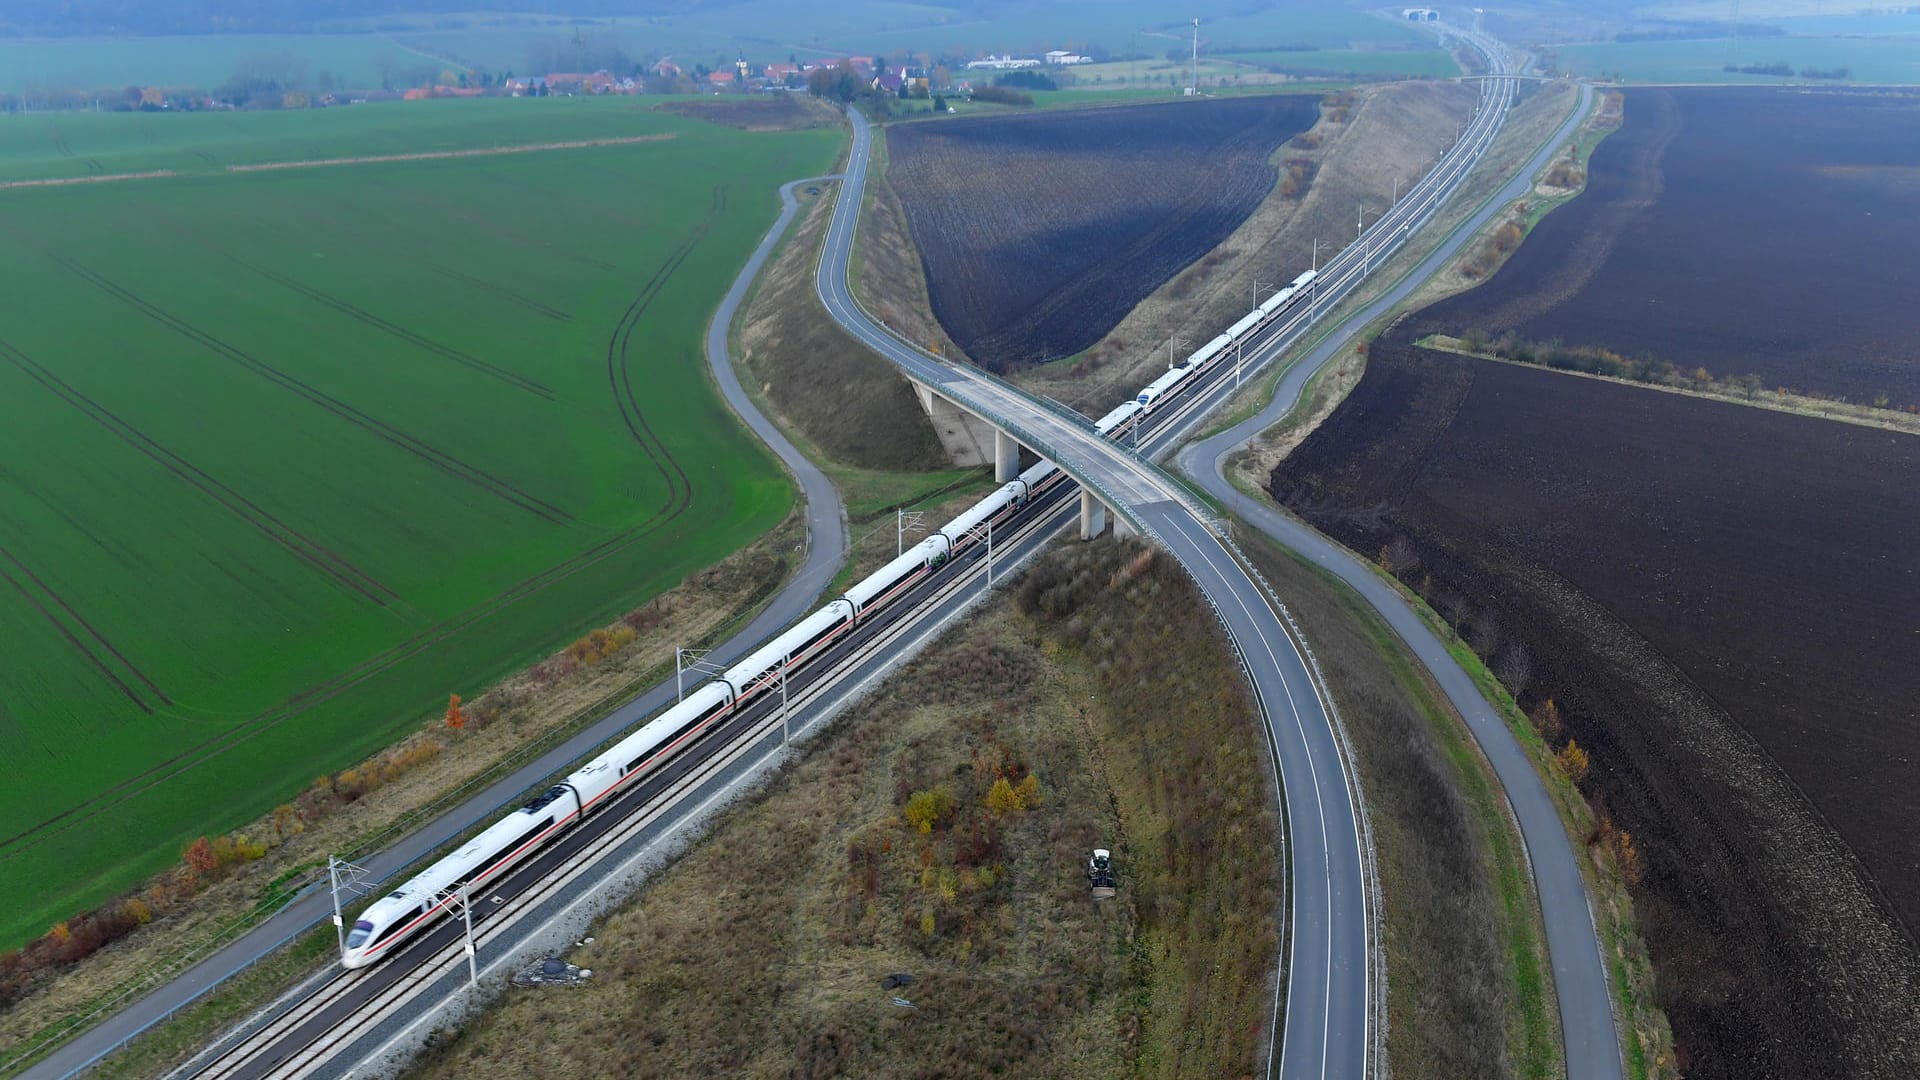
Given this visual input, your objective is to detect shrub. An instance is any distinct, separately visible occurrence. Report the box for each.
[971,85,1033,107]
[903,786,957,834]
[1554,739,1591,783]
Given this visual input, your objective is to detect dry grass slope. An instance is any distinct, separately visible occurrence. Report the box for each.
[407,537,1279,1079]
[1017,81,1475,412]
[738,184,947,473]
[855,131,968,363]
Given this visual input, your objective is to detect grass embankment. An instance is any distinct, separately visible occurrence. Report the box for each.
[1014,80,1475,413]
[1361,556,1676,1080]
[736,183,949,476]
[0,103,841,948]
[1418,333,1920,436]
[722,164,998,593]
[0,519,805,1077]
[1237,533,1561,1080]
[407,537,1280,1077]
[850,126,969,363]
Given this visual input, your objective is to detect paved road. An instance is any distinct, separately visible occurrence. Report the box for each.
[20,172,851,1080]
[1174,84,1625,1080]
[817,106,1371,1079]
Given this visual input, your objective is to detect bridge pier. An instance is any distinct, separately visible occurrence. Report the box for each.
[1079,490,1107,541]
[993,429,1020,483]
[910,381,998,468]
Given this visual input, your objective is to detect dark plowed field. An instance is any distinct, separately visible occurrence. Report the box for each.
[1272,345,1920,1077]
[1423,87,1920,407]
[886,95,1316,370]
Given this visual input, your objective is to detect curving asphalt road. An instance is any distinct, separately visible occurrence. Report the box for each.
[704,174,850,590]
[1173,84,1625,1080]
[19,171,851,1080]
[817,105,1372,1079]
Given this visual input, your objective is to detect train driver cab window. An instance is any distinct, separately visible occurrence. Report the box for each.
[346,920,375,949]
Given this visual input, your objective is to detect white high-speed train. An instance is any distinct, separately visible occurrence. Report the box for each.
[341,458,1066,968]
[342,263,1320,969]
[1136,268,1315,410]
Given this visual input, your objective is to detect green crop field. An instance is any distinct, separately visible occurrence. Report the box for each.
[1227,47,1460,78]
[0,97,840,949]
[0,97,757,183]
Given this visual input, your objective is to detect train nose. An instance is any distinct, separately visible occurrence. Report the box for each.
[340,950,373,970]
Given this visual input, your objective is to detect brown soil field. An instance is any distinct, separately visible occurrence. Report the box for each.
[1420,87,1920,409]
[408,538,1280,1078]
[885,94,1319,371]
[1270,344,1920,1077]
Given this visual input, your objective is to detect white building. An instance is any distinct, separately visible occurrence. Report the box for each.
[1044,50,1092,65]
[965,54,1041,70]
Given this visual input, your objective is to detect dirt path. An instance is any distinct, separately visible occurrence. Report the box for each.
[225,133,677,173]
[0,170,174,191]
[3,134,679,191]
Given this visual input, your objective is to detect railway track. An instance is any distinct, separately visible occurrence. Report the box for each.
[176,477,1094,1080]
[168,31,1545,1078]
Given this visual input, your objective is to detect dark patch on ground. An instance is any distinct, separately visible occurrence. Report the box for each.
[655,95,837,131]
[1427,86,1920,408]
[886,95,1317,371]
[1271,342,1920,1077]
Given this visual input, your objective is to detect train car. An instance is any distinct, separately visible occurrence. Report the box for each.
[1290,269,1317,291]
[1095,400,1144,436]
[722,600,855,703]
[1188,332,1234,370]
[1226,308,1264,341]
[342,783,581,968]
[1136,366,1191,409]
[942,483,1020,552]
[1017,459,1060,497]
[572,681,736,814]
[845,536,949,621]
[1258,285,1296,319]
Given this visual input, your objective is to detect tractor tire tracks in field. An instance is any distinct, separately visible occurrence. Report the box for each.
[428,263,572,323]
[0,337,399,606]
[224,255,554,399]
[38,250,573,525]
[604,184,726,524]
[0,542,169,715]
[0,196,737,865]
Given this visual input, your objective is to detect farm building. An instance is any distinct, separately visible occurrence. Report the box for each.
[1403,8,1440,20]
[1045,50,1092,65]
[966,54,1041,70]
